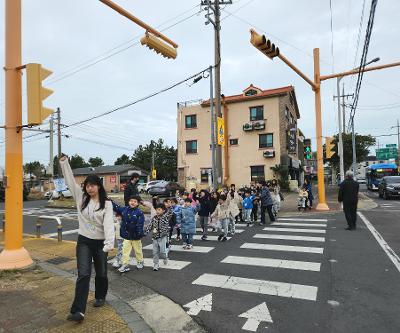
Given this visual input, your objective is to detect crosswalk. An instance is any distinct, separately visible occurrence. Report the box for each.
[0,207,78,219]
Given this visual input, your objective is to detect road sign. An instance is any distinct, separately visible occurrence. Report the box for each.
[386,144,397,148]
[217,117,225,145]
[376,147,398,160]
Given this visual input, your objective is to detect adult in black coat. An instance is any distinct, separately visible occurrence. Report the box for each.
[338,171,360,230]
[124,173,140,206]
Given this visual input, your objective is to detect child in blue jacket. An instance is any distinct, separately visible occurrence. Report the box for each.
[112,196,145,273]
[177,198,200,249]
[242,190,254,226]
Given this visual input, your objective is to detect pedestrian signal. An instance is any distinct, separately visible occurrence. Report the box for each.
[304,139,312,160]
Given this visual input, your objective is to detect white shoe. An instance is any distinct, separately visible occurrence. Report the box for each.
[153,265,159,271]
[187,244,193,250]
[136,261,144,269]
[182,243,187,249]
[118,265,130,273]
[163,258,169,265]
[112,261,121,269]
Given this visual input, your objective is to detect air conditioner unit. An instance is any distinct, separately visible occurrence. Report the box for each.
[253,120,265,130]
[243,123,254,131]
[263,150,275,158]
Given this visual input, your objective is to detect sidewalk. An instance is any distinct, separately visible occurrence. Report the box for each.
[0,232,206,333]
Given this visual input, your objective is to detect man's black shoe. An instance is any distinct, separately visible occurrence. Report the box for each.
[67,312,84,322]
[94,299,105,307]
[222,237,228,242]
[345,227,352,230]
[217,234,223,241]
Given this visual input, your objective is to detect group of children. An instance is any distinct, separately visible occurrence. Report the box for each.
[110,181,283,273]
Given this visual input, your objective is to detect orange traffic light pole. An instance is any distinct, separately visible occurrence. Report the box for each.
[0,0,33,269]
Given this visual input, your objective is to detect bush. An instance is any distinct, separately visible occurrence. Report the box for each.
[270,164,290,190]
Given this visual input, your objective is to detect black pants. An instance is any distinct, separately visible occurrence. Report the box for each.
[71,235,108,314]
[251,204,258,221]
[235,209,243,222]
[261,205,275,224]
[343,202,357,229]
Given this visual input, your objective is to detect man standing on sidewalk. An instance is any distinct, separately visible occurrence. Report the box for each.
[260,181,276,225]
[124,173,140,206]
[338,171,359,230]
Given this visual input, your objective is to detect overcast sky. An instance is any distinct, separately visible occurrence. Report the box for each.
[0,0,399,169]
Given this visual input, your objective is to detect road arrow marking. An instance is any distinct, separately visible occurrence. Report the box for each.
[239,302,273,331]
[184,293,213,316]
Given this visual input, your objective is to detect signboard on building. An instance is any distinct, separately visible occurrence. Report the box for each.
[376,145,398,160]
[287,125,297,154]
[217,117,225,145]
[53,178,67,192]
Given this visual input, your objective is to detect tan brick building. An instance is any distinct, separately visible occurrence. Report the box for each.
[177,84,304,189]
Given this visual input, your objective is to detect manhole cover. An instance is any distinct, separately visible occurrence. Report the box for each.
[46,256,72,265]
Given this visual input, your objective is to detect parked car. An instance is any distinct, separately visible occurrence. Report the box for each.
[137,182,147,193]
[148,181,185,197]
[44,191,52,199]
[145,180,163,193]
[378,176,400,200]
[50,188,73,200]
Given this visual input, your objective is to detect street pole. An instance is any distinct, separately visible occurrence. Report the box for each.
[57,107,61,160]
[351,119,357,178]
[209,66,217,191]
[0,0,33,269]
[49,115,54,177]
[336,77,345,183]
[313,48,329,211]
[342,84,346,134]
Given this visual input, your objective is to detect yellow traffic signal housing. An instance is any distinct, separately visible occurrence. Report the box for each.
[325,137,335,159]
[26,63,54,125]
[250,29,279,60]
[140,32,177,59]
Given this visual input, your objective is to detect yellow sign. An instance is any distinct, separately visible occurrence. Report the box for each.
[217,117,225,146]
[152,169,157,179]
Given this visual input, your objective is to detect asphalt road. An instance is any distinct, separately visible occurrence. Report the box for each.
[2,193,400,332]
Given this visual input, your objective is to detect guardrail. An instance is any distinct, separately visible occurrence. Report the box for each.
[36,215,63,242]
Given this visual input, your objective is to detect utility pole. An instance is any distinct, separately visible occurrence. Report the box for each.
[209,66,217,190]
[57,107,61,160]
[0,0,33,269]
[202,0,232,188]
[49,115,54,176]
[391,119,400,166]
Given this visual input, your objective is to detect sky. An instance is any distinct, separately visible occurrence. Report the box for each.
[0,0,399,169]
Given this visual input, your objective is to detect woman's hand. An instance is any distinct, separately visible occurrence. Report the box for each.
[60,155,68,162]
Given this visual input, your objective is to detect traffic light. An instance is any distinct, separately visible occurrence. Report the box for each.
[140,32,177,59]
[304,138,312,160]
[325,137,334,159]
[26,63,54,125]
[250,29,280,60]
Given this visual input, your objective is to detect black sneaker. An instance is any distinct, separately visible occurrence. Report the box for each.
[94,299,105,307]
[201,235,208,241]
[217,234,223,241]
[67,312,85,322]
[222,237,228,242]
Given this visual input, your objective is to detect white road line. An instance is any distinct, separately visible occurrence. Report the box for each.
[129,258,191,270]
[263,227,326,234]
[195,228,244,233]
[271,222,327,227]
[192,273,318,301]
[221,255,321,272]
[193,235,232,241]
[43,229,79,237]
[358,212,400,274]
[254,234,325,242]
[278,218,328,222]
[240,243,324,254]
[143,244,214,253]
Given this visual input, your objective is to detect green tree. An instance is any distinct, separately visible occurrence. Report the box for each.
[88,157,104,167]
[328,133,376,171]
[69,154,89,169]
[131,139,177,181]
[114,154,131,165]
[24,161,44,179]
[270,164,290,190]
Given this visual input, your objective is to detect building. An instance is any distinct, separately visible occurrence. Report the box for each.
[72,165,148,193]
[177,84,303,189]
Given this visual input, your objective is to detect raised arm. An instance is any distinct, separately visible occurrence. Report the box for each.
[59,156,83,202]
[111,200,124,215]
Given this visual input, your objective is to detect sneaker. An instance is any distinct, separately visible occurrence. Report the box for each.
[201,235,208,241]
[176,235,181,241]
[187,244,193,249]
[182,243,187,249]
[112,261,121,269]
[163,258,169,265]
[118,265,130,273]
[246,222,250,227]
[94,299,105,307]
[153,265,159,271]
[67,312,85,322]
[222,237,228,242]
[136,261,144,269]
[217,234,223,241]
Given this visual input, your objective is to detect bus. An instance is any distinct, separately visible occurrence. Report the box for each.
[366,163,398,190]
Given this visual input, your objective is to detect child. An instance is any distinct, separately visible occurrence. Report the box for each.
[112,214,124,268]
[242,190,254,226]
[178,198,200,249]
[251,190,259,223]
[145,204,173,271]
[171,198,181,241]
[298,187,309,211]
[112,196,145,273]
[197,190,211,241]
[211,194,234,242]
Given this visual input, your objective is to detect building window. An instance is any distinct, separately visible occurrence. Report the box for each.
[200,168,211,183]
[186,140,197,154]
[285,106,290,120]
[250,166,265,182]
[185,115,197,129]
[250,106,264,121]
[245,89,258,96]
[259,134,273,148]
[229,138,239,146]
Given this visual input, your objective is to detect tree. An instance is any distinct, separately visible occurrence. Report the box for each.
[114,154,131,165]
[24,161,44,179]
[270,164,290,190]
[328,133,376,171]
[69,154,89,169]
[131,139,177,181]
[88,157,104,167]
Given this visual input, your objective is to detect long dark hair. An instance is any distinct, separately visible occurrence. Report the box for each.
[81,175,109,212]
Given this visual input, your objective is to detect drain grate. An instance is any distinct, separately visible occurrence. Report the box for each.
[45,256,73,265]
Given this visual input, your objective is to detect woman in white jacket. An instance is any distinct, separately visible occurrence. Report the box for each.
[60,156,115,323]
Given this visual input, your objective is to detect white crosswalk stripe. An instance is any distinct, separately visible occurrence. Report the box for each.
[221,255,321,272]
[143,244,214,253]
[195,228,244,233]
[277,218,328,222]
[193,235,232,241]
[263,227,326,234]
[192,273,318,301]
[271,222,327,227]
[240,242,324,254]
[129,258,191,270]
[254,233,325,242]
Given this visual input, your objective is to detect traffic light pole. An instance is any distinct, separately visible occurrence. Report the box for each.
[0,0,33,269]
